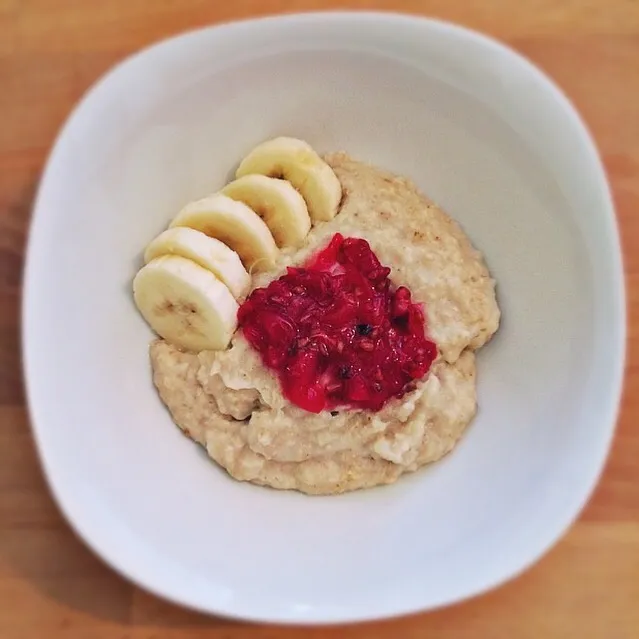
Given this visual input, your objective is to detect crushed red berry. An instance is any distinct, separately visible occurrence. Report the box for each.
[237,234,438,413]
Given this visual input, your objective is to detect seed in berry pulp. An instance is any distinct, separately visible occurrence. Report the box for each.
[356,323,373,336]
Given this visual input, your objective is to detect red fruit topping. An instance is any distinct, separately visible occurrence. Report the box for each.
[237,234,437,413]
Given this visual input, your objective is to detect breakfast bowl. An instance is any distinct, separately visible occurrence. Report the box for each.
[23,12,624,624]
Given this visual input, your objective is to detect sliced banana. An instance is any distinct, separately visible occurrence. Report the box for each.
[235,137,342,223]
[221,175,311,248]
[143,227,250,299]
[170,193,278,273]
[133,255,238,351]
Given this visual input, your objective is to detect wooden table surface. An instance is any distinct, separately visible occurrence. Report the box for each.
[1,1,638,637]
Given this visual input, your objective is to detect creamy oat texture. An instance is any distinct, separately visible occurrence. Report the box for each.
[150,153,500,494]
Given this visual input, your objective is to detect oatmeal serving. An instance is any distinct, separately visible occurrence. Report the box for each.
[133,139,500,494]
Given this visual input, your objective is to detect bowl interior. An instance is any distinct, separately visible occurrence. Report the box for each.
[24,13,623,623]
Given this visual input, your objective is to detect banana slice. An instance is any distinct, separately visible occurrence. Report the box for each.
[133,255,238,351]
[143,227,250,299]
[235,137,342,223]
[170,194,278,273]
[221,175,311,248]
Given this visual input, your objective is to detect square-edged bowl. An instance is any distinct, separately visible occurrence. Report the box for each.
[23,11,625,624]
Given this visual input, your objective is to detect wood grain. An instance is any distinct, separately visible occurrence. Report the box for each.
[1,1,638,637]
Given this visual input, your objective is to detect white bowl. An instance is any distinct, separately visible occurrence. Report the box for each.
[23,12,624,624]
